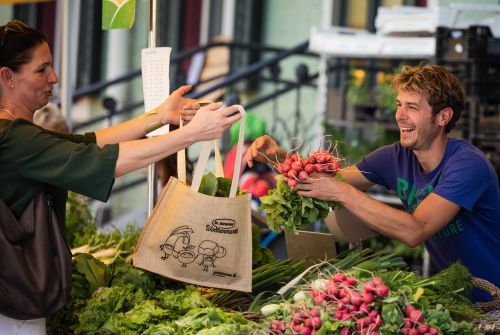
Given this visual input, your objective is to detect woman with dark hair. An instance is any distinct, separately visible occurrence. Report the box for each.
[0,20,240,333]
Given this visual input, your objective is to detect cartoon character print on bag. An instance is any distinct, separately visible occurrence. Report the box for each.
[159,226,227,271]
[197,240,227,272]
[159,225,197,266]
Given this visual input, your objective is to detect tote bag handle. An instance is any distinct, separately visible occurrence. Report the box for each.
[176,128,225,184]
[187,105,246,198]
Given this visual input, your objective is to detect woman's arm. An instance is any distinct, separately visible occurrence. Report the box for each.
[114,103,241,177]
[95,86,201,146]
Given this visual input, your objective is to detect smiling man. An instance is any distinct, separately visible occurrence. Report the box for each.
[248,65,500,302]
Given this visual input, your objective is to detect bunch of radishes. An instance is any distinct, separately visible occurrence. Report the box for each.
[285,308,323,335]
[400,305,439,335]
[316,273,387,334]
[275,150,342,189]
[270,320,286,334]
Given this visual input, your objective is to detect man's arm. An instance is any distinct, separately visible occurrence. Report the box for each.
[297,166,461,247]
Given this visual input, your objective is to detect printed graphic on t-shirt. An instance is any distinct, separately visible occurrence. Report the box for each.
[396,177,464,241]
[396,177,434,213]
[431,219,465,241]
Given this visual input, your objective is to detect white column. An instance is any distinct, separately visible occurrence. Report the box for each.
[200,0,211,44]
[222,0,235,37]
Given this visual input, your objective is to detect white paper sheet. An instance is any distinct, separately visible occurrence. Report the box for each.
[141,47,171,137]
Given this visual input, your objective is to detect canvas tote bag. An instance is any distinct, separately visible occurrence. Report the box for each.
[133,105,252,292]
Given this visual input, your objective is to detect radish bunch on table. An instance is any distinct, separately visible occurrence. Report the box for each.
[401,305,439,335]
[275,150,342,189]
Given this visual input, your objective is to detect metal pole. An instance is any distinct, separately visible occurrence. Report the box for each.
[147,0,158,216]
[60,0,74,131]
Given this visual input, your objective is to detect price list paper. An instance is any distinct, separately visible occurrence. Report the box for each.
[141,47,172,137]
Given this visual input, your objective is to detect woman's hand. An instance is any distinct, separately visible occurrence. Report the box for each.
[184,103,241,141]
[247,135,286,167]
[156,85,213,125]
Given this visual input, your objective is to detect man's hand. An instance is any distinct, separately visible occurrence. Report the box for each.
[296,173,346,202]
[157,85,213,125]
[247,135,286,167]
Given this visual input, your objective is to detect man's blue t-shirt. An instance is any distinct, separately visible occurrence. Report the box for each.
[356,138,500,301]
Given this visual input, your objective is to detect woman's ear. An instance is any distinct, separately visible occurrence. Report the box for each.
[439,107,454,126]
[0,67,14,88]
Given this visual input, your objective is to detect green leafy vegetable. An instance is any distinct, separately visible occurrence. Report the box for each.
[259,174,339,232]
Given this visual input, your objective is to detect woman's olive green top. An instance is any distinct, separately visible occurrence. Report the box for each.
[0,119,119,225]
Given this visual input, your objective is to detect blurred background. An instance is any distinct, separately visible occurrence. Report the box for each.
[2,0,500,268]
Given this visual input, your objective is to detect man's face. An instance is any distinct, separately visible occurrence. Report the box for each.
[395,90,440,151]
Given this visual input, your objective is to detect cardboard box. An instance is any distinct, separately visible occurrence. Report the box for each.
[285,230,336,266]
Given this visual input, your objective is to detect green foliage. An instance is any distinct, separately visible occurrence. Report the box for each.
[74,253,112,296]
[154,287,212,317]
[198,172,242,197]
[259,174,338,233]
[252,223,275,266]
[65,192,95,247]
[368,235,425,261]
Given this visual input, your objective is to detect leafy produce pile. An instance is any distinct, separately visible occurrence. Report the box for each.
[49,253,269,334]
[256,259,484,335]
[50,189,489,334]
[259,150,343,233]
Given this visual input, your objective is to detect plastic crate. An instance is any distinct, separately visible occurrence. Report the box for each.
[436,25,500,61]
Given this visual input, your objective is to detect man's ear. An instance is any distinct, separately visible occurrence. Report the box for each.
[439,107,454,126]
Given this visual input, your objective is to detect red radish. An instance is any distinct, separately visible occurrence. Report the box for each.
[288,169,298,178]
[375,284,389,297]
[409,329,419,335]
[363,292,374,304]
[292,162,303,171]
[345,277,357,286]
[305,164,315,174]
[309,309,321,317]
[293,313,304,323]
[299,171,309,180]
[315,164,325,173]
[418,324,430,334]
[372,277,384,285]
[281,163,291,173]
[364,281,376,293]
[311,316,322,329]
[288,179,298,188]
[315,155,326,164]
[405,304,416,316]
[333,273,346,282]
[301,327,311,335]
[340,328,351,335]
[429,327,439,335]
[409,310,424,323]
[350,292,363,306]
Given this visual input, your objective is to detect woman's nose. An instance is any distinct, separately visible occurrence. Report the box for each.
[49,69,59,84]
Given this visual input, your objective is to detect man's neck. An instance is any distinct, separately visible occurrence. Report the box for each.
[413,135,449,173]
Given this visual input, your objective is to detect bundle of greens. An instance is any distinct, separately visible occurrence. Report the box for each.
[259,174,339,233]
[198,172,243,197]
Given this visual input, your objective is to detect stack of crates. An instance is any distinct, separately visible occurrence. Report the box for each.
[436,25,500,179]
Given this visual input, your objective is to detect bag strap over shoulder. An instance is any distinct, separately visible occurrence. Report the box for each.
[189,105,246,198]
